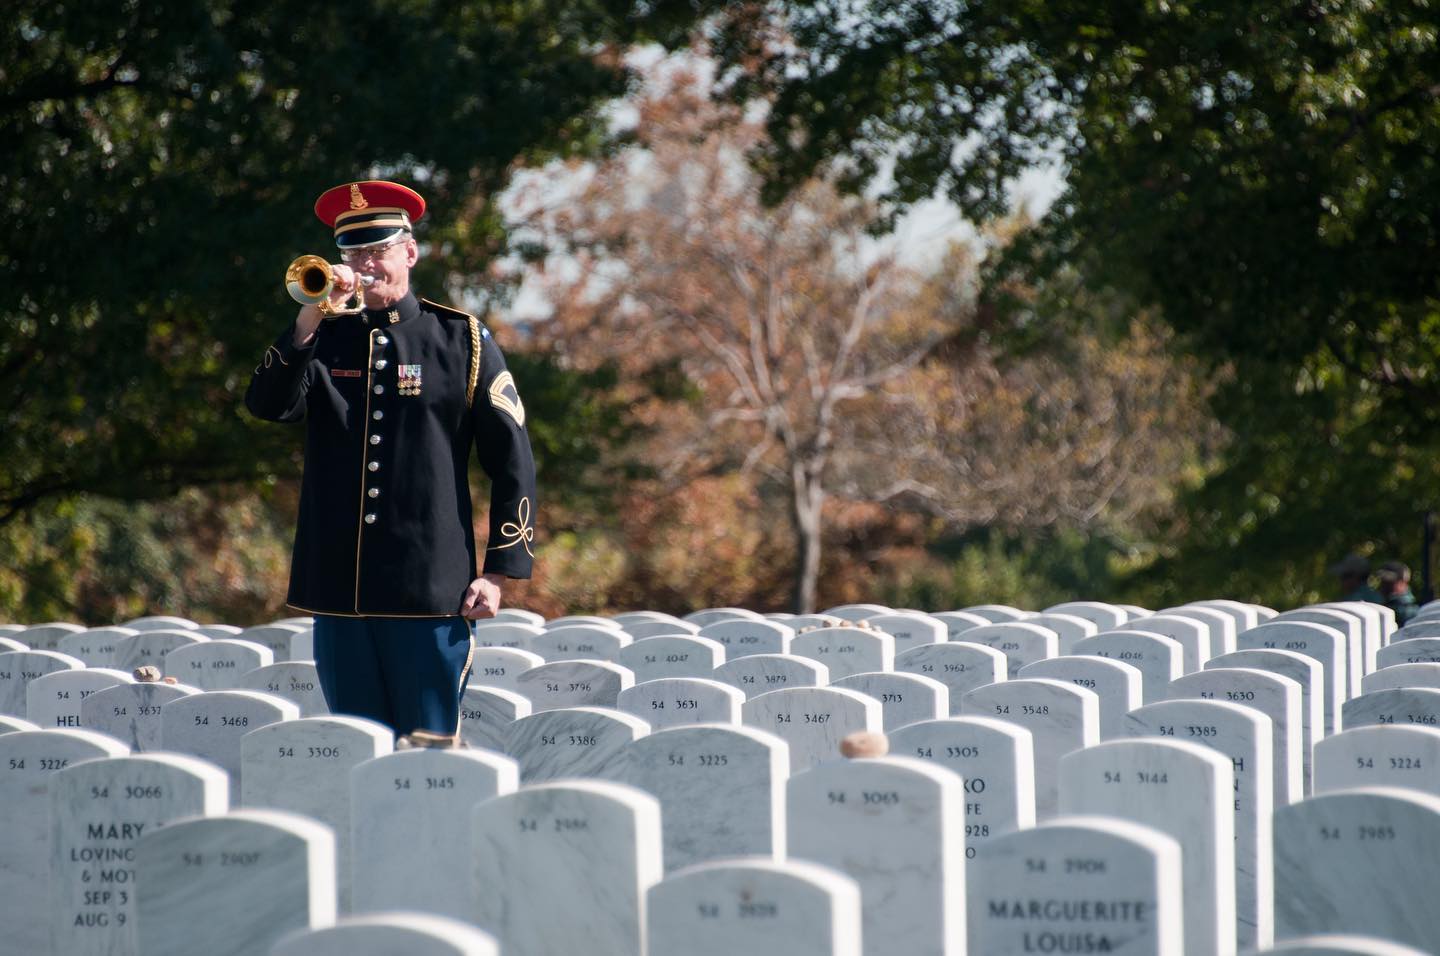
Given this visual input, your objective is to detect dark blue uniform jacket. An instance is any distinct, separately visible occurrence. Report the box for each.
[245,292,536,617]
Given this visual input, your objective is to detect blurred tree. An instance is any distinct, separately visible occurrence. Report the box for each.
[0,0,706,525]
[696,0,1440,599]
[513,66,1219,610]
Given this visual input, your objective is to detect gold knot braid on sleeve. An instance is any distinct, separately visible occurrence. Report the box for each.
[467,315,481,407]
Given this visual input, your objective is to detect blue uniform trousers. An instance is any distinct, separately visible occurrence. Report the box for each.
[312,615,475,737]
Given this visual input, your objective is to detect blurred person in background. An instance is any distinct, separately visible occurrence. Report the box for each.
[1377,560,1419,625]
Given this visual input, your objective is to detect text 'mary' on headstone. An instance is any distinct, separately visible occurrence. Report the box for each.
[0,728,130,956]
[50,752,228,955]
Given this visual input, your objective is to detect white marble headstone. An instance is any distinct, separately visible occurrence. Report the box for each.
[865,613,946,654]
[121,616,198,632]
[1360,662,1440,694]
[1169,666,1304,806]
[50,753,228,954]
[136,809,336,956]
[469,622,541,649]
[617,677,744,730]
[819,604,890,622]
[887,715,1036,854]
[80,680,198,752]
[624,620,701,639]
[967,816,1183,956]
[240,665,332,717]
[959,604,1029,623]
[160,690,299,802]
[831,671,948,730]
[240,716,392,911]
[932,610,990,639]
[1238,621,1347,735]
[698,619,795,658]
[1116,613,1210,672]
[894,642,1008,714]
[0,729,129,956]
[56,627,137,668]
[504,706,649,782]
[458,685,531,751]
[953,622,1058,678]
[787,756,966,956]
[646,858,862,956]
[0,649,85,716]
[350,748,519,919]
[26,667,131,729]
[466,646,545,692]
[1125,698,1273,950]
[471,780,663,956]
[1019,655,1143,740]
[1273,787,1440,953]
[790,627,894,680]
[1342,687,1440,731]
[110,630,207,676]
[1207,648,1325,790]
[741,687,881,773]
[526,625,632,662]
[713,653,828,699]
[1026,613,1098,655]
[617,635,725,682]
[1376,637,1440,668]
[12,622,85,651]
[1256,934,1433,955]
[513,659,633,712]
[236,624,304,663]
[619,723,789,871]
[164,638,273,691]
[1072,631,1183,703]
[1059,738,1236,956]
[271,913,499,956]
[963,678,1100,819]
[1313,725,1440,798]
[1043,601,1127,630]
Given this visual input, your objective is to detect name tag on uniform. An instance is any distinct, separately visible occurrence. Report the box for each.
[330,369,363,378]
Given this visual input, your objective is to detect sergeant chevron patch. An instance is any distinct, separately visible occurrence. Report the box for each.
[488,371,526,427]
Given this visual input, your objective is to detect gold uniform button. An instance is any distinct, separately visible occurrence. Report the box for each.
[373,384,384,395]
[369,434,382,445]
[377,335,390,346]
[368,487,380,498]
[364,513,376,524]
[372,410,383,421]
[368,461,380,472]
[374,359,388,370]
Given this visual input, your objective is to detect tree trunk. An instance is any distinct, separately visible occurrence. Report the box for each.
[790,462,825,613]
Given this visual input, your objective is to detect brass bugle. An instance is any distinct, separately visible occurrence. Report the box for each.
[284,255,373,316]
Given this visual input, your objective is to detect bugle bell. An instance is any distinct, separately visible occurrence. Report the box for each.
[284,255,373,316]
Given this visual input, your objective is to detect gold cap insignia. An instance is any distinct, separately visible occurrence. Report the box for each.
[349,183,369,210]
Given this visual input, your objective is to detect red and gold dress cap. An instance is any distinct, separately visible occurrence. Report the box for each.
[314,180,427,248]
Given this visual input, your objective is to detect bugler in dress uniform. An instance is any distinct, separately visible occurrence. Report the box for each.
[245,180,537,736]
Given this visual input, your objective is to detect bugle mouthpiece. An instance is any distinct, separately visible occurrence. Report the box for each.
[359,275,376,287]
